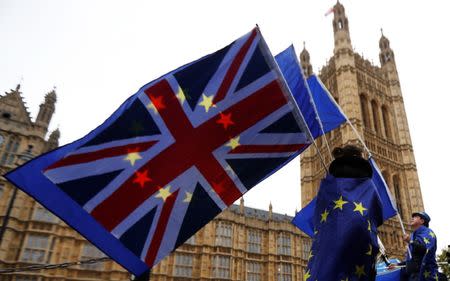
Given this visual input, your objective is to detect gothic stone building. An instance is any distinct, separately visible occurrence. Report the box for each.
[300,1,423,258]
[0,86,136,281]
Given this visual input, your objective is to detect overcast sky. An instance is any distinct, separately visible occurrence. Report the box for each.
[1,0,449,252]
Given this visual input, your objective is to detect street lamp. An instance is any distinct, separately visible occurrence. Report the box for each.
[0,145,34,245]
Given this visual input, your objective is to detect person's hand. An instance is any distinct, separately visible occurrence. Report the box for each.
[402,234,410,243]
[387,263,397,270]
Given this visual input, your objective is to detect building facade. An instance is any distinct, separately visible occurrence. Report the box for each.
[300,2,423,258]
[151,201,309,281]
[0,86,133,281]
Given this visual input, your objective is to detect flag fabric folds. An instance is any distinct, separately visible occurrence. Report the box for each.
[275,46,346,138]
[275,45,322,139]
[5,28,311,276]
[291,197,316,237]
[303,175,383,280]
[293,158,398,237]
[369,157,398,221]
[408,225,439,281]
[306,74,347,136]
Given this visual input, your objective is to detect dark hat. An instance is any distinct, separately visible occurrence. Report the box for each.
[412,211,431,226]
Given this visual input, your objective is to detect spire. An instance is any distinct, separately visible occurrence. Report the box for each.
[379,29,396,66]
[239,197,244,214]
[36,89,57,129]
[269,202,273,219]
[45,128,60,152]
[332,1,352,53]
[300,42,313,77]
[1,84,33,123]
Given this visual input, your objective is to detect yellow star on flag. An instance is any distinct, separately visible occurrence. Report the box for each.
[429,231,435,238]
[368,220,371,231]
[176,87,186,104]
[333,196,348,210]
[303,270,311,281]
[435,273,439,281]
[366,244,372,255]
[124,152,142,166]
[424,238,430,244]
[198,94,214,112]
[226,136,240,150]
[183,192,192,203]
[155,185,172,202]
[423,270,430,279]
[353,202,367,216]
[320,209,329,223]
[355,265,366,278]
[308,251,314,260]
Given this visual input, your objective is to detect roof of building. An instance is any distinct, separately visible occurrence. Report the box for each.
[228,204,294,222]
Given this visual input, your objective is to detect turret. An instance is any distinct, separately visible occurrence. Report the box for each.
[300,42,313,78]
[35,89,56,129]
[332,1,353,54]
[45,128,60,152]
[378,29,400,86]
[379,29,396,67]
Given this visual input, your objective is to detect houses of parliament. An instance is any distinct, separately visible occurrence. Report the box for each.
[0,2,423,281]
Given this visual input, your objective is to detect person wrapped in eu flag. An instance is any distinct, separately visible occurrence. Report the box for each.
[305,145,383,281]
[389,212,438,281]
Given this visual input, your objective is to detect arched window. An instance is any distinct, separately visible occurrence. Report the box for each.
[382,105,392,139]
[0,137,20,165]
[371,100,381,134]
[392,175,403,219]
[360,95,370,128]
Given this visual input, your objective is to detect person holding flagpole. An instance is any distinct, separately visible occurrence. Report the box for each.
[303,144,383,281]
[388,212,438,281]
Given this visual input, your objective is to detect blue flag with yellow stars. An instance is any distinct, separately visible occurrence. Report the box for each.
[304,175,383,281]
[409,225,439,281]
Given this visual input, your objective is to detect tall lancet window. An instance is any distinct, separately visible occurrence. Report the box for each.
[371,100,381,134]
[382,105,392,139]
[360,95,370,129]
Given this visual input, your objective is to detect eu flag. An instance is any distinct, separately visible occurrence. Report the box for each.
[304,175,383,280]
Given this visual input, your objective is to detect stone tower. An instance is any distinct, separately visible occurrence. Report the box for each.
[300,1,424,258]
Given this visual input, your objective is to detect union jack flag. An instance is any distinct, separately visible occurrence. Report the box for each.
[6,28,310,275]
